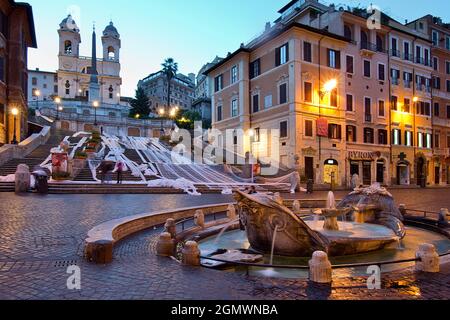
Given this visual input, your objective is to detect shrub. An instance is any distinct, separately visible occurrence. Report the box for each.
[52,172,71,180]
[74,151,87,159]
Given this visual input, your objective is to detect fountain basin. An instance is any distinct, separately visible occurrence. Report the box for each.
[198,226,450,279]
[306,221,398,256]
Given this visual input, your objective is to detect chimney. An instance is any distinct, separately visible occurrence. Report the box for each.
[265,22,271,31]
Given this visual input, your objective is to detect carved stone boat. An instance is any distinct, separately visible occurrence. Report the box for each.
[234,190,404,257]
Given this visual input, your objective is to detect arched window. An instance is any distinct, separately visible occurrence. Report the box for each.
[108,85,114,99]
[108,46,115,60]
[344,25,352,40]
[65,80,70,95]
[64,40,72,54]
[360,31,368,49]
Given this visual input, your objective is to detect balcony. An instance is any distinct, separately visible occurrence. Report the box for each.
[364,114,373,123]
[403,53,414,62]
[390,50,401,58]
[434,148,450,157]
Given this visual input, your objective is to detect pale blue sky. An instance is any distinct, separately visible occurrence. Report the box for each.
[27,0,450,97]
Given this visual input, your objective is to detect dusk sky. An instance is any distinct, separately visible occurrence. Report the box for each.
[27,0,450,97]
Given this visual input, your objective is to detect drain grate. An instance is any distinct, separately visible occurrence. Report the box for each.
[53,260,78,268]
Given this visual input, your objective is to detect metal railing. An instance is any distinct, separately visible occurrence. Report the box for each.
[199,251,450,274]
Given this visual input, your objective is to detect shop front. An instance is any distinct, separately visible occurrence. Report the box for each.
[346,150,389,187]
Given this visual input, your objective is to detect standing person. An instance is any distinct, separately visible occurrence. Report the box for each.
[115,160,124,184]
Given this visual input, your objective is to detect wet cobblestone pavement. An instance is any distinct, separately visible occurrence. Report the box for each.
[0,192,449,300]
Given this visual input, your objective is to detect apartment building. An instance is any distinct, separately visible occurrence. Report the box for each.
[0,0,36,145]
[408,15,450,185]
[28,68,58,107]
[205,20,350,186]
[206,0,450,187]
[138,71,195,113]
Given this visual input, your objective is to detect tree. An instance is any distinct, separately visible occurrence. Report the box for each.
[175,110,202,130]
[129,87,150,118]
[161,58,178,113]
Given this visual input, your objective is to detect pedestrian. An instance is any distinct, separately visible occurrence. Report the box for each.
[115,161,124,184]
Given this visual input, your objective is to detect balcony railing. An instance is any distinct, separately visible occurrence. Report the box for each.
[390,49,401,58]
[392,78,399,85]
[365,114,373,123]
[404,81,412,88]
[434,148,450,157]
[360,42,379,52]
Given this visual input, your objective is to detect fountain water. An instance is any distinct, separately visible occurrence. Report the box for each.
[327,191,336,209]
[270,226,280,265]
[214,218,240,244]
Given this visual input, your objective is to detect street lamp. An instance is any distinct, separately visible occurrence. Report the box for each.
[11,107,19,145]
[35,90,41,110]
[319,79,337,100]
[159,108,165,135]
[93,100,99,126]
[54,96,61,120]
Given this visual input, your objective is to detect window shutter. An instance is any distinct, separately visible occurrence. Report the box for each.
[326,49,331,67]
[285,43,289,62]
[335,51,341,69]
[328,124,332,139]
[275,47,281,67]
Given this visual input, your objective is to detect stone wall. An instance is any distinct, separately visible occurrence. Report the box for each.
[0,126,51,166]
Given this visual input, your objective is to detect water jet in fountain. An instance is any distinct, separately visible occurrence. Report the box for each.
[270,226,280,265]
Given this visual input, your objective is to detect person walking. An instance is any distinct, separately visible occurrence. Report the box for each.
[115,161,124,184]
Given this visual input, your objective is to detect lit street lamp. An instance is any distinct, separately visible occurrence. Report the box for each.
[319,79,337,100]
[35,90,41,110]
[93,100,99,126]
[11,107,19,145]
[54,97,61,120]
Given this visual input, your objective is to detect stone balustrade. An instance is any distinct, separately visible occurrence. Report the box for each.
[0,126,51,166]
[84,203,232,264]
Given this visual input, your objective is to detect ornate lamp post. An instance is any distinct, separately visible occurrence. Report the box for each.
[159,108,165,135]
[93,100,99,126]
[11,107,19,145]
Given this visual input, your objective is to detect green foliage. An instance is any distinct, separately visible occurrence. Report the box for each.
[129,87,151,118]
[52,172,71,180]
[175,110,202,130]
[162,58,178,82]
[74,151,87,159]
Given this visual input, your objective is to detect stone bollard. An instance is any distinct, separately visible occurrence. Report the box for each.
[309,251,332,284]
[415,243,440,273]
[85,240,113,264]
[182,241,201,266]
[292,200,301,213]
[15,164,31,194]
[227,204,237,220]
[399,204,407,216]
[438,208,449,225]
[194,210,205,229]
[164,218,177,239]
[156,232,174,257]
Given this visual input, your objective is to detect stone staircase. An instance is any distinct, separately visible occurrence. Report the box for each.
[0,130,71,177]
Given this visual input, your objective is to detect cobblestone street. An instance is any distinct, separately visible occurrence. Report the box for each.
[0,190,449,300]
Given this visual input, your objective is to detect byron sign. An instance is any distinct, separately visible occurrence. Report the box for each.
[348,150,381,161]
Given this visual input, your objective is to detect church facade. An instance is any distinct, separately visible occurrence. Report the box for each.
[57,15,122,105]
